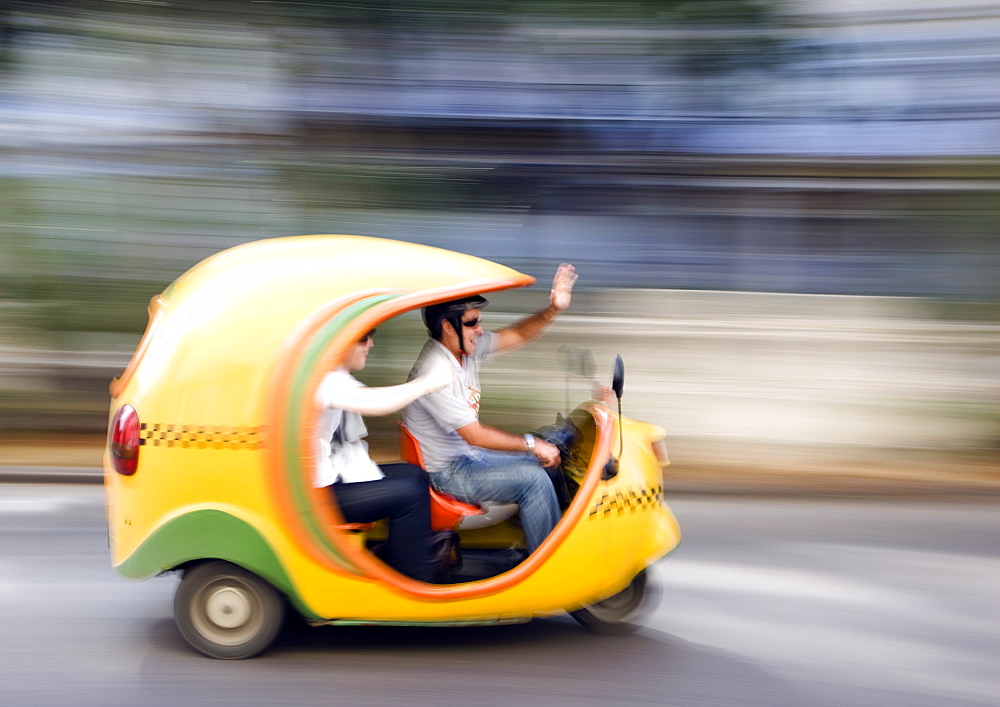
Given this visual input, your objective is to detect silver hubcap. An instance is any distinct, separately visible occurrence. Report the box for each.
[191,578,264,646]
[205,587,252,630]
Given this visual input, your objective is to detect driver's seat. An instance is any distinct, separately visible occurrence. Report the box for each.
[396,422,485,531]
[397,422,519,531]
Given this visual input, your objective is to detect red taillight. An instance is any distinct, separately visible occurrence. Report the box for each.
[110,404,140,476]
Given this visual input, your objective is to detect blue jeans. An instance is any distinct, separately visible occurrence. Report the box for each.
[430,450,560,554]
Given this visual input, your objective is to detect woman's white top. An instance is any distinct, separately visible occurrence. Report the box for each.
[313,363,451,488]
[313,369,385,487]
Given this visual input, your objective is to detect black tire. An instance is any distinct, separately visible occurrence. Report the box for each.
[173,560,285,659]
[570,569,658,635]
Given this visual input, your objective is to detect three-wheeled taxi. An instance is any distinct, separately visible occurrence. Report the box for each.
[104,235,681,658]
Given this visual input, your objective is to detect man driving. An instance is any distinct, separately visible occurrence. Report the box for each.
[402,264,578,554]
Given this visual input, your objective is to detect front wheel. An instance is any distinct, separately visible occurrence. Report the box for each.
[570,569,658,635]
[173,560,285,659]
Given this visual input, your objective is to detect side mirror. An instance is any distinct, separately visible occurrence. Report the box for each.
[604,355,625,480]
[612,355,625,400]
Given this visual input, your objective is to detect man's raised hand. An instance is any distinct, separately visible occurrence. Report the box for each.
[550,263,578,312]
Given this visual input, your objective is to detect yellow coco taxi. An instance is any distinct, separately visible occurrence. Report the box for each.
[104,235,680,659]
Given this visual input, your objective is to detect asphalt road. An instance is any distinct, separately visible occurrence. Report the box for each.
[1,484,997,706]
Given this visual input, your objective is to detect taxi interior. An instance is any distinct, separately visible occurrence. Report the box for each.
[331,314,603,584]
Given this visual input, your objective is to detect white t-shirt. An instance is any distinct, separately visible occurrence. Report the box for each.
[402,332,497,473]
[314,369,384,487]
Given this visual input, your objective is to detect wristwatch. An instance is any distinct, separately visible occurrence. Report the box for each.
[523,433,536,453]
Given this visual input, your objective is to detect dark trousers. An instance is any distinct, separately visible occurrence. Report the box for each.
[329,463,433,583]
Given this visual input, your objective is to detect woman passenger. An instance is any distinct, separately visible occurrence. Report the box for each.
[314,329,451,583]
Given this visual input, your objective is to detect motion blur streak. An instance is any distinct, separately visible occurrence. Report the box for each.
[0,2,998,704]
[1,1,997,476]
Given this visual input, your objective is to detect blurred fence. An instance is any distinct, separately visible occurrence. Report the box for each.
[2,289,997,463]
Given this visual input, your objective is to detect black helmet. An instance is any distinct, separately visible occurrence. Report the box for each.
[422,295,489,341]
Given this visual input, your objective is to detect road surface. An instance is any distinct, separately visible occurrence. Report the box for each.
[0,484,996,706]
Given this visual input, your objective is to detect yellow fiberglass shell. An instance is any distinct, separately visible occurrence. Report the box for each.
[595,414,682,588]
[104,234,680,624]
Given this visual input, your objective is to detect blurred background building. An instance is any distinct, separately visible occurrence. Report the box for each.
[1,0,997,476]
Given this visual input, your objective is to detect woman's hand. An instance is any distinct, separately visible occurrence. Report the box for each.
[419,357,453,394]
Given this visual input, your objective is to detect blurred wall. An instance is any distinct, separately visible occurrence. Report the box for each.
[0,1,997,459]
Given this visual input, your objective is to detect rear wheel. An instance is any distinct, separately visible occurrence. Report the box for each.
[570,569,657,635]
[173,560,285,659]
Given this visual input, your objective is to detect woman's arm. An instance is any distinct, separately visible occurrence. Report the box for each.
[315,359,452,416]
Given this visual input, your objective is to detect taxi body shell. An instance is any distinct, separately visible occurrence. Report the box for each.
[104,235,680,626]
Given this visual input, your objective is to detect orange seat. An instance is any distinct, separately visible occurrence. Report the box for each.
[397,421,484,531]
[429,487,484,531]
[398,420,427,468]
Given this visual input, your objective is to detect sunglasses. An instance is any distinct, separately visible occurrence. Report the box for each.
[461,318,481,328]
[359,329,376,343]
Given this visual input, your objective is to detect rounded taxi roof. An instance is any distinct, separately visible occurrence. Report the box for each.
[111,235,534,400]
[164,235,534,309]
